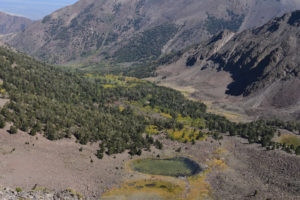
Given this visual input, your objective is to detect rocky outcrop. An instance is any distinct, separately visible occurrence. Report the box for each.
[210,11,300,97]
[0,186,84,200]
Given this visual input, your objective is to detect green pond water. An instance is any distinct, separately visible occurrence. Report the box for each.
[130,157,201,177]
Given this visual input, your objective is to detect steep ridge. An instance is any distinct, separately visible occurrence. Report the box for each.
[211,11,300,97]
[151,11,300,120]
[3,0,300,65]
[0,11,32,34]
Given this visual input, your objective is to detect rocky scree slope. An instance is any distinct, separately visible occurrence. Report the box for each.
[3,0,300,65]
[153,11,300,119]
[211,11,300,98]
[0,186,83,200]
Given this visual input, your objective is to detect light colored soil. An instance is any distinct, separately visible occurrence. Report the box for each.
[207,136,300,200]
[102,134,300,200]
[147,59,233,101]
[148,56,300,121]
[1,125,299,200]
[146,62,254,122]
[0,125,131,199]
[0,98,9,107]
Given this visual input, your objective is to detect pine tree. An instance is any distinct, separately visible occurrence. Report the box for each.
[0,115,5,128]
[9,125,17,134]
[295,146,300,155]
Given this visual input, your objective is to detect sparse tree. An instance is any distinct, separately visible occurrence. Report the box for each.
[9,125,17,134]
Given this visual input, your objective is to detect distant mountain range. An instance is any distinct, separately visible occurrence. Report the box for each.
[0,11,32,34]
[3,0,300,65]
[150,10,300,120]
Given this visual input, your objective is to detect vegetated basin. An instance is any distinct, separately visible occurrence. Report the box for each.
[130,157,202,177]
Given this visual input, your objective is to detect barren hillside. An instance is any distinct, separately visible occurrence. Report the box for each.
[3,0,300,65]
[0,11,32,34]
[150,11,300,120]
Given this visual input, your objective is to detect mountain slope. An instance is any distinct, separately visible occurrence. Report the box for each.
[4,0,300,65]
[150,11,300,120]
[0,11,32,34]
[211,11,300,97]
[0,45,212,157]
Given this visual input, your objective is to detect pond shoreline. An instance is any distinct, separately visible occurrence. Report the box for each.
[130,156,202,177]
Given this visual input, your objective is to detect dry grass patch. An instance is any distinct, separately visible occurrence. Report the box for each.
[101,179,185,200]
[279,134,300,147]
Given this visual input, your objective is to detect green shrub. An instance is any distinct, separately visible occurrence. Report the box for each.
[296,146,300,155]
[96,150,103,159]
[15,187,22,192]
[0,115,5,128]
[9,125,17,134]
